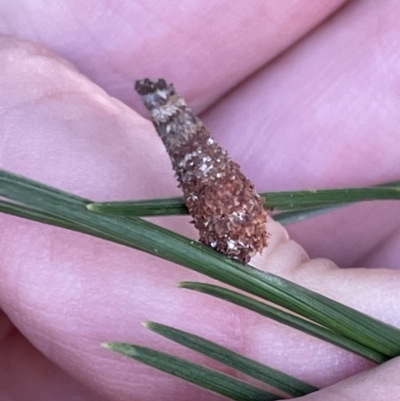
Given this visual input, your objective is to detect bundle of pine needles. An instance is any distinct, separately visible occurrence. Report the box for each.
[1,168,400,400]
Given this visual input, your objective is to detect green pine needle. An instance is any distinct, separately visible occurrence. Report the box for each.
[178,282,387,363]
[103,342,280,401]
[145,321,318,397]
[87,182,400,217]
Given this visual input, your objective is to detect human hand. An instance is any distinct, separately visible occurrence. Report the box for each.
[1,1,400,400]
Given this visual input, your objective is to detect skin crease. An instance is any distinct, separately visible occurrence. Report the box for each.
[0,1,400,400]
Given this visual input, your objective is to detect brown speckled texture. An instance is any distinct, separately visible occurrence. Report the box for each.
[135,78,269,263]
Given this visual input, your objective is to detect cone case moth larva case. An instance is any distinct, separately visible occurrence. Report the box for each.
[135,78,269,264]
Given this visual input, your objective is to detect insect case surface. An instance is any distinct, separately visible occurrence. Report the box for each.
[135,78,268,264]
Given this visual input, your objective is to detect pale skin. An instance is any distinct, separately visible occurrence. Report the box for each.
[1,1,400,400]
